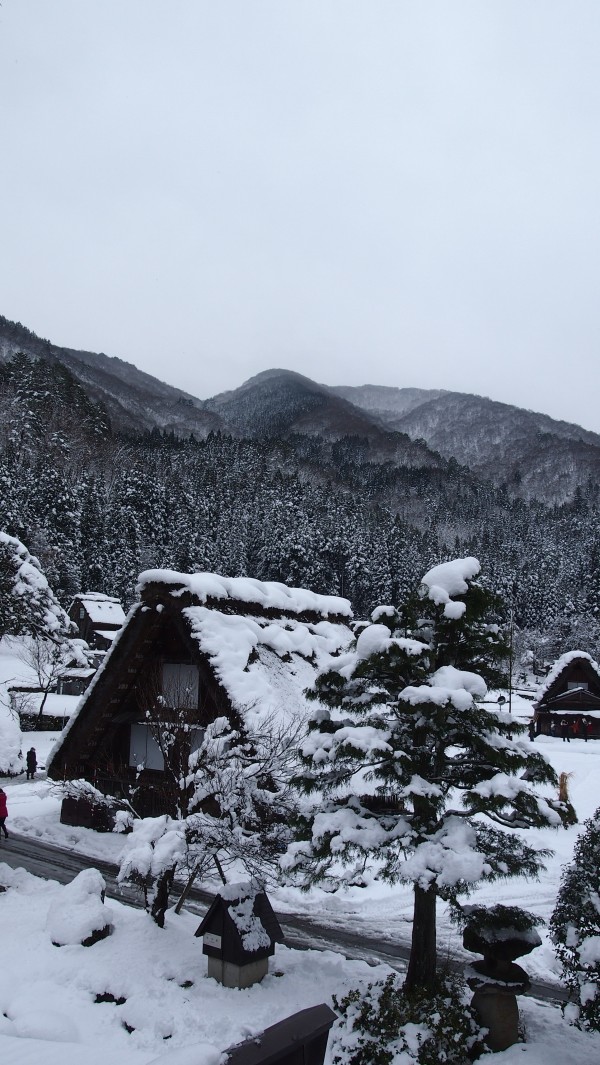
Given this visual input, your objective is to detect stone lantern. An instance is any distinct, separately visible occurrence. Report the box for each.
[462,904,542,1052]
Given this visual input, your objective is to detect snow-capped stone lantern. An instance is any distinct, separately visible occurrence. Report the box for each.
[462,904,542,1052]
[195,883,284,989]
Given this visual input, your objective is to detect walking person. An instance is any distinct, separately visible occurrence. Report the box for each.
[560,717,570,743]
[0,788,8,839]
[26,747,37,780]
[528,719,536,741]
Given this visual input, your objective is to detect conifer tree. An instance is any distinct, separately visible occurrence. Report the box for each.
[550,806,600,1030]
[284,558,569,991]
[0,530,73,643]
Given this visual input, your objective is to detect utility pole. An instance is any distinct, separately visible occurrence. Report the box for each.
[508,598,514,719]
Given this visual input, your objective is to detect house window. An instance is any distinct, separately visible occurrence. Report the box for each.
[128,723,205,772]
[162,663,199,709]
[79,607,85,619]
[129,723,165,771]
[567,681,588,690]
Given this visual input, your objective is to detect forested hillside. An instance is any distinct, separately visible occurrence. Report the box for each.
[2,352,599,667]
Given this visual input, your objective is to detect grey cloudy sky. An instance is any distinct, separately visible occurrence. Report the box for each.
[1,1,600,430]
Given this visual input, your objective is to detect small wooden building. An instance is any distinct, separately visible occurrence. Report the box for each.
[195,883,284,988]
[68,593,126,651]
[533,651,600,737]
[48,570,352,818]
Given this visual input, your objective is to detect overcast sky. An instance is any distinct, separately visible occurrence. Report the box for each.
[1,1,600,430]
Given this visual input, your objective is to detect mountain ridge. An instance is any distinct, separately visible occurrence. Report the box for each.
[2,313,598,503]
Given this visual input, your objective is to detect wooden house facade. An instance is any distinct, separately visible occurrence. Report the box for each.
[48,570,353,818]
[68,593,126,651]
[533,651,600,737]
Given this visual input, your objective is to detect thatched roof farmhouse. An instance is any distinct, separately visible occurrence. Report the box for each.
[533,650,600,737]
[47,571,353,815]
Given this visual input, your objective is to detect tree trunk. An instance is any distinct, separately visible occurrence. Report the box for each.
[404,883,437,991]
[36,684,51,725]
[150,867,175,928]
[174,862,200,915]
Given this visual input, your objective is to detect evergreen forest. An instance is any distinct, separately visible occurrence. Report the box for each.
[2,353,600,666]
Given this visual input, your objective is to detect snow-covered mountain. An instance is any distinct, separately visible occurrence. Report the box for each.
[2,313,599,502]
[333,384,600,502]
[0,315,220,438]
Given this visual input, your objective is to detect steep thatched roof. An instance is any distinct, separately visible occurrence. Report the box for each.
[48,571,353,780]
[534,650,600,713]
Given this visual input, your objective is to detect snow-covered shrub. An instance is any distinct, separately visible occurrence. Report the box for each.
[117,815,186,927]
[46,868,111,947]
[550,806,600,1031]
[330,972,484,1065]
[0,683,21,775]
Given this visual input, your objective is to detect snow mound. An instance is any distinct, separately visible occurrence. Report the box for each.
[10,1008,80,1043]
[46,868,110,947]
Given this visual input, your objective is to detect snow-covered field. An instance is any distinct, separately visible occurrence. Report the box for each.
[2,639,600,1062]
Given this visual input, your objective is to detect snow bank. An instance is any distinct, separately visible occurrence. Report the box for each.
[0,635,25,774]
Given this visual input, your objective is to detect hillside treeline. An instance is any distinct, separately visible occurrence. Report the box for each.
[1,354,599,662]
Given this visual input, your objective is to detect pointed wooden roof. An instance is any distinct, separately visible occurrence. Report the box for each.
[534,651,600,712]
[48,571,353,780]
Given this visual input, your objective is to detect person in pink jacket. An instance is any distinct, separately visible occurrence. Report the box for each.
[0,788,8,839]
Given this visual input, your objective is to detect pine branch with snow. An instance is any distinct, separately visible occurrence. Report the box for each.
[285,558,570,992]
[550,806,600,1031]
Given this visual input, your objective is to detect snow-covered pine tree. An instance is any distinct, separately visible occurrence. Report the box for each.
[284,557,570,991]
[0,530,73,643]
[550,806,600,1030]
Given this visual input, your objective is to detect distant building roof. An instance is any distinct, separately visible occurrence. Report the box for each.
[75,595,126,627]
[534,650,600,712]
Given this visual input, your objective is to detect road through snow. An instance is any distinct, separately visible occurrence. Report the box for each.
[0,830,566,1004]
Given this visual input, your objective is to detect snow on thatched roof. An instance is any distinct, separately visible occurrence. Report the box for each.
[74,594,126,627]
[535,650,600,705]
[136,569,352,619]
[48,572,353,773]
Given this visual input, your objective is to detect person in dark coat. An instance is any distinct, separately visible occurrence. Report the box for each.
[560,717,571,742]
[0,788,8,839]
[528,719,536,741]
[26,747,37,780]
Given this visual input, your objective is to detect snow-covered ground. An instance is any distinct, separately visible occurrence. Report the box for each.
[2,644,600,1061]
[1,852,599,1064]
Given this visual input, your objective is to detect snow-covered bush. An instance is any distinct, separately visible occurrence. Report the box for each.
[117,815,186,927]
[0,686,21,775]
[46,868,111,947]
[330,972,484,1065]
[550,806,600,1031]
[116,712,298,925]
